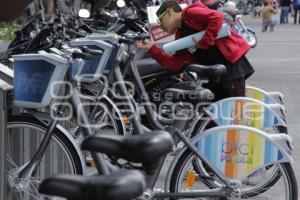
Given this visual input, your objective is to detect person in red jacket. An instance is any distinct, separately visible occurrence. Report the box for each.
[136,0,255,101]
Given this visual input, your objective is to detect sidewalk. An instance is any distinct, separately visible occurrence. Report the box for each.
[244,14,300,193]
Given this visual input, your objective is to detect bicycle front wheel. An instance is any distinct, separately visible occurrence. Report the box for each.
[169,149,298,200]
[6,115,83,200]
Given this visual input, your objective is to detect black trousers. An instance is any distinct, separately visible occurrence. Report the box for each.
[192,46,253,102]
[209,77,246,102]
[294,5,300,24]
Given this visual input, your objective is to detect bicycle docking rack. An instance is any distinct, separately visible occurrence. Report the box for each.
[0,63,14,200]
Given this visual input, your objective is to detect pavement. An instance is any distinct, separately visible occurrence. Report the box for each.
[245,14,300,190]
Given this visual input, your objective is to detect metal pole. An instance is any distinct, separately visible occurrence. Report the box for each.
[0,79,13,200]
[0,63,13,85]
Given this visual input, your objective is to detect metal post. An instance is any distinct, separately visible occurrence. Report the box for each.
[0,63,13,85]
[0,79,13,200]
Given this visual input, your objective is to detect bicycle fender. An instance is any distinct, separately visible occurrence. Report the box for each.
[56,124,87,175]
[246,85,285,106]
[192,125,293,181]
[172,125,292,184]
[101,95,127,135]
[205,97,286,130]
[164,145,189,192]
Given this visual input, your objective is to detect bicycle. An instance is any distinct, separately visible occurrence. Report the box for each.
[6,43,130,199]
[77,35,298,199]
[66,32,293,198]
[5,8,296,199]
[38,127,174,200]
[7,32,297,200]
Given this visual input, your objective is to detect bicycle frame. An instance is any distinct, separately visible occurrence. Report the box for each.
[111,56,233,198]
[204,97,286,129]
[110,50,294,199]
[21,41,290,198]
[12,41,294,199]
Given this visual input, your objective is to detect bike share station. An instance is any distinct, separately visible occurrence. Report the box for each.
[0,63,13,200]
[0,1,297,199]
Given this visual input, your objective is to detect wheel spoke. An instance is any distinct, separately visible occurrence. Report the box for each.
[22,189,41,200]
[29,182,40,196]
[30,177,42,184]
[6,156,19,168]
[6,120,79,200]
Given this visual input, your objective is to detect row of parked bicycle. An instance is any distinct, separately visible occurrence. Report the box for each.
[1,0,297,199]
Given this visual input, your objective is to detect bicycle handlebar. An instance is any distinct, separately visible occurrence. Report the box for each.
[82,46,103,55]
[72,51,95,60]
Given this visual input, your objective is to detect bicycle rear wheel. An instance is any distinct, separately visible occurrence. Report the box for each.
[6,115,83,200]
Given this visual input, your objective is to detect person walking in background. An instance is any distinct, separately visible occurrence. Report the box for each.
[261,0,278,31]
[293,0,300,24]
[280,0,292,23]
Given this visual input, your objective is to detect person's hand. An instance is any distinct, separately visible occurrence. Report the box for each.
[135,40,154,50]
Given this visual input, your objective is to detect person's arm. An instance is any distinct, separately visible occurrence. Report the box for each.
[148,45,199,71]
[186,6,224,49]
[136,31,199,71]
[271,6,278,13]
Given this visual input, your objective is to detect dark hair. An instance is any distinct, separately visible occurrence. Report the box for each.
[156,0,182,17]
[263,0,269,6]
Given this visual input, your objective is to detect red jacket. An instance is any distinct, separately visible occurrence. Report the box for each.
[149,2,251,71]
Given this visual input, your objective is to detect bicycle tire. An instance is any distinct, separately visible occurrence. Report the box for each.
[169,148,298,200]
[6,115,83,200]
[89,97,126,136]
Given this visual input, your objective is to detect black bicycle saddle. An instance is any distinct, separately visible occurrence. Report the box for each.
[39,170,146,200]
[81,130,173,164]
[185,64,227,79]
[135,58,167,77]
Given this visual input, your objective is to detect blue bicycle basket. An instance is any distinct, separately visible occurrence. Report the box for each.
[70,39,114,82]
[13,53,68,109]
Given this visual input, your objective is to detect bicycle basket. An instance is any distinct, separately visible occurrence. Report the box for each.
[13,53,68,109]
[86,34,121,74]
[70,39,114,82]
